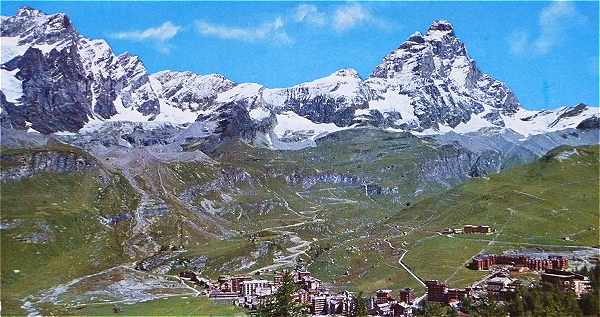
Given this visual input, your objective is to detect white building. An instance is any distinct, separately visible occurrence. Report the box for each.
[241,279,275,298]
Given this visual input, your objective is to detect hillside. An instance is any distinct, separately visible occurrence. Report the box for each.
[0,132,598,314]
[382,144,600,290]
[0,144,138,313]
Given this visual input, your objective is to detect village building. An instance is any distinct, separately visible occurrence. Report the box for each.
[376,289,394,304]
[231,276,252,294]
[399,288,415,305]
[327,291,355,315]
[425,280,472,306]
[469,254,568,271]
[485,274,519,300]
[370,300,412,317]
[441,225,494,235]
[312,294,328,315]
[240,279,274,298]
[541,269,591,298]
[391,301,412,317]
[463,225,493,234]
[311,292,355,316]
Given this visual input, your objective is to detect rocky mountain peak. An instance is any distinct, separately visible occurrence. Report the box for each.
[426,20,455,38]
[2,6,77,47]
[15,6,45,18]
[332,68,360,79]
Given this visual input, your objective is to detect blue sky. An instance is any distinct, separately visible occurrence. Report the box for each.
[1,1,598,109]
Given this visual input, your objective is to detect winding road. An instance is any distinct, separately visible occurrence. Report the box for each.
[248,218,323,274]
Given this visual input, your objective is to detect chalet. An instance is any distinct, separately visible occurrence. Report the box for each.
[486,274,519,300]
[376,289,394,304]
[399,288,415,305]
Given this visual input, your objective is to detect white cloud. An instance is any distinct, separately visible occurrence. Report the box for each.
[332,3,390,32]
[112,21,181,42]
[195,17,292,44]
[333,4,371,31]
[291,3,390,32]
[509,1,585,56]
[293,4,326,26]
[533,1,580,54]
[193,4,390,45]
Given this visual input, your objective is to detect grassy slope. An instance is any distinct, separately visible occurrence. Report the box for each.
[57,296,245,316]
[2,136,597,314]
[166,138,599,297]
[384,145,599,291]
[0,146,139,315]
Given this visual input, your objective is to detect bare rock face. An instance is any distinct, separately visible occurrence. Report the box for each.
[1,7,77,46]
[3,45,93,133]
[576,115,600,130]
[0,7,161,133]
[367,20,520,130]
[193,100,277,152]
[266,69,374,126]
[0,149,96,181]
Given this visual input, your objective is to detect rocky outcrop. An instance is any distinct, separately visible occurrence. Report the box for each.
[193,101,277,152]
[576,115,600,130]
[417,144,501,187]
[366,21,520,130]
[267,69,373,126]
[0,149,97,181]
[0,7,161,133]
[2,45,93,133]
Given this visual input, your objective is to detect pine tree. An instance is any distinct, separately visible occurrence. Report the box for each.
[475,298,506,317]
[258,271,305,317]
[352,291,369,317]
[416,302,452,317]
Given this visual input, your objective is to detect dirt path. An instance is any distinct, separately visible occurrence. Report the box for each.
[383,239,426,287]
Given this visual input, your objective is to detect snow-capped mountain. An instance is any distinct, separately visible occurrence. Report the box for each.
[150,71,235,112]
[0,7,161,133]
[0,7,597,148]
[365,20,520,131]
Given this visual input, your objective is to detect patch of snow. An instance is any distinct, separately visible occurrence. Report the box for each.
[216,83,262,103]
[32,42,60,54]
[502,106,599,137]
[262,112,349,150]
[273,111,344,137]
[249,107,271,121]
[449,56,470,88]
[154,101,200,124]
[452,113,494,133]
[368,90,417,123]
[52,131,77,136]
[0,68,23,103]
[0,37,28,64]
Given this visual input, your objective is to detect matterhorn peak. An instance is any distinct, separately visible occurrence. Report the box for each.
[426,20,455,40]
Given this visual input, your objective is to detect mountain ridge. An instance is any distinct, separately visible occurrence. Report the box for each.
[0,7,598,149]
